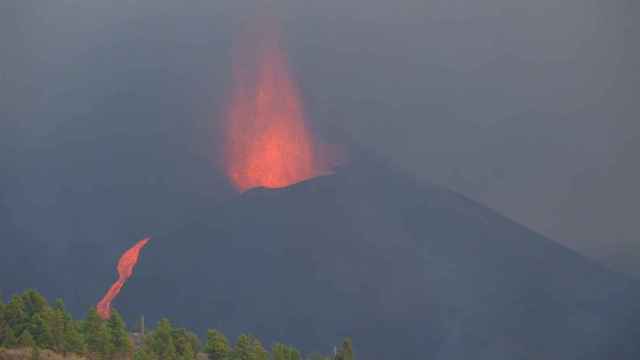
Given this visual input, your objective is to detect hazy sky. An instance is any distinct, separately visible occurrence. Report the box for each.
[2,0,639,274]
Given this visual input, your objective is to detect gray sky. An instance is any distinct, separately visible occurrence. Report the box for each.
[2,0,639,274]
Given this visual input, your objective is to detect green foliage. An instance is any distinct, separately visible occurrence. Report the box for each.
[52,299,65,313]
[204,329,231,360]
[83,308,111,356]
[49,306,66,352]
[63,320,86,354]
[20,290,48,319]
[172,327,199,360]
[0,319,10,347]
[4,295,27,335]
[162,341,178,360]
[133,347,154,360]
[334,338,354,360]
[0,289,353,360]
[2,327,17,348]
[272,342,301,360]
[178,346,195,360]
[232,334,268,360]
[108,309,132,357]
[0,295,5,343]
[146,318,178,360]
[18,329,35,348]
[29,313,52,348]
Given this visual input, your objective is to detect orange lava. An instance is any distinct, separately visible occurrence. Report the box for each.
[223,28,331,191]
[96,237,150,319]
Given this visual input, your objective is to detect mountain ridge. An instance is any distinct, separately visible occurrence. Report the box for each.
[117,160,640,359]
[4,158,639,359]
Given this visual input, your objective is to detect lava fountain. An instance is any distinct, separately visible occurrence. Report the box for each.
[96,237,150,319]
[223,27,334,192]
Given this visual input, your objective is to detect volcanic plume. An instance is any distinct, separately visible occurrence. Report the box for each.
[223,27,334,192]
[96,237,150,319]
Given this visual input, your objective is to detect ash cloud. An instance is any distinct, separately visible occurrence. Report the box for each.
[1,0,639,274]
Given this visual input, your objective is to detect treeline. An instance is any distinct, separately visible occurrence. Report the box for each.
[0,289,354,360]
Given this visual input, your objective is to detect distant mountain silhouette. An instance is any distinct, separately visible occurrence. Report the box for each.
[7,158,640,359]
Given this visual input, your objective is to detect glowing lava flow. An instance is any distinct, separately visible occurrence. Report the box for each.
[96,237,150,320]
[223,28,332,191]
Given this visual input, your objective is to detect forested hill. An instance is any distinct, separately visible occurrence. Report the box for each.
[0,289,354,360]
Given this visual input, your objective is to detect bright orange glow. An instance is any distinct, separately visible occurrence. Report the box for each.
[97,237,150,320]
[223,28,332,191]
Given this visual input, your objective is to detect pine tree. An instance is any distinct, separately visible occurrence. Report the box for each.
[108,309,132,357]
[233,334,252,360]
[172,328,199,360]
[18,329,35,348]
[83,308,110,357]
[0,321,9,347]
[49,305,66,352]
[2,328,17,348]
[149,318,177,360]
[253,337,268,360]
[178,342,195,360]
[162,341,178,360]
[133,347,154,360]
[0,294,5,345]
[63,321,86,354]
[0,324,6,347]
[272,342,301,360]
[4,295,27,335]
[232,334,268,360]
[46,299,85,355]
[334,338,354,360]
[29,313,52,348]
[186,331,200,355]
[20,290,48,318]
[52,299,65,312]
[204,329,230,360]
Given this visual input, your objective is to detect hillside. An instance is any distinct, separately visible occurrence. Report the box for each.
[6,158,640,359]
[119,159,640,359]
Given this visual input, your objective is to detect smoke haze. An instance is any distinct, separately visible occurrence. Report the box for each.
[2,0,639,274]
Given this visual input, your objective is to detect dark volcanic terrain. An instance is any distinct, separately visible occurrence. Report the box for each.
[6,159,640,359]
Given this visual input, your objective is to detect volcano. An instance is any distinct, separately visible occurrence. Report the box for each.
[104,158,640,360]
[8,157,640,359]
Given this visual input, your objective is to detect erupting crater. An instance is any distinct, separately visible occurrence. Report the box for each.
[223,28,335,192]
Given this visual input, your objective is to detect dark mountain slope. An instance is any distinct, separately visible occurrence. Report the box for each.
[5,158,638,359]
[111,160,640,360]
